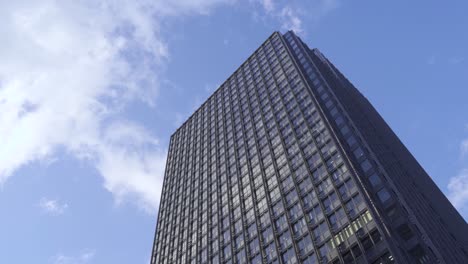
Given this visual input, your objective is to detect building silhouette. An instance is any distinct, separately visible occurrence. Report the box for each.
[151,31,468,264]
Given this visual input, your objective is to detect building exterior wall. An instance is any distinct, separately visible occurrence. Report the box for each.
[150,31,468,264]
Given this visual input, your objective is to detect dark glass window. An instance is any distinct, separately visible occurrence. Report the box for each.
[368,173,382,187]
[303,254,318,264]
[377,188,391,203]
[397,224,414,241]
[353,147,364,159]
[360,160,373,173]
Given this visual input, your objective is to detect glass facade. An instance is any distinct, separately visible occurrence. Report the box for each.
[151,31,468,264]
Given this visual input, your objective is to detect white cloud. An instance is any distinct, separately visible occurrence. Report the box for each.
[461,139,468,157]
[251,0,340,35]
[95,121,167,212]
[448,169,468,213]
[39,198,69,215]
[0,0,233,213]
[51,249,95,264]
[447,130,468,217]
[279,6,304,34]
[261,0,275,13]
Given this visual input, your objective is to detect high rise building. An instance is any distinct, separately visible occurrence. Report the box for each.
[150,31,468,264]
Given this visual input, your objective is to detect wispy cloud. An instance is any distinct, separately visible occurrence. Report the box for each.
[261,0,275,13]
[427,55,437,65]
[461,139,468,157]
[50,249,95,264]
[426,55,465,66]
[39,198,69,215]
[448,128,468,217]
[0,0,234,213]
[279,6,303,34]
[448,169,468,213]
[251,0,340,35]
[448,56,465,65]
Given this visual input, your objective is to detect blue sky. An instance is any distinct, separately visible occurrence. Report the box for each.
[0,0,467,263]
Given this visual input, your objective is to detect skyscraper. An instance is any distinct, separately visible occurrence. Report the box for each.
[150,31,468,264]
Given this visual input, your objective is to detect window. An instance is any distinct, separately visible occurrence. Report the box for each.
[318,244,329,262]
[308,204,324,225]
[275,215,288,233]
[259,213,271,229]
[317,177,333,195]
[343,251,353,262]
[368,173,382,187]
[328,213,337,228]
[346,136,357,147]
[409,245,429,263]
[223,230,231,243]
[297,235,314,256]
[313,222,330,243]
[307,152,322,170]
[264,243,277,262]
[302,192,317,210]
[251,254,262,264]
[340,125,350,135]
[273,201,285,217]
[281,248,297,264]
[270,187,281,203]
[397,224,414,241]
[353,147,364,159]
[236,250,246,263]
[323,192,338,212]
[262,227,274,244]
[285,190,299,206]
[313,165,327,181]
[303,254,318,264]
[370,230,381,243]
[377,188,391,203]
[288,203,302,221]
[360,160,373,173]
[279,231,292,250]
[223,245,232,259]
[247,224,257,239]
[292,218,308,237]
[249,238,260,255]
[360,235,373,250]
[299,178,313,194]
[234,234,244,250]
[352,244,362,258]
